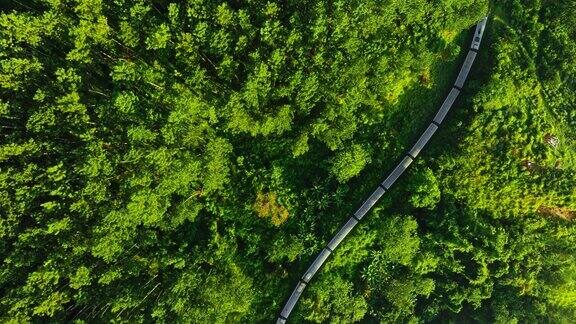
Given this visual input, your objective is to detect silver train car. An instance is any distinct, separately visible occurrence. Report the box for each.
[471,16,488,51]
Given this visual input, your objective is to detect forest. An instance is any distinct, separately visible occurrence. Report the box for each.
[0,0,575,322]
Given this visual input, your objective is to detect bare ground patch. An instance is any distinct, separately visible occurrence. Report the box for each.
[538,205,575,221]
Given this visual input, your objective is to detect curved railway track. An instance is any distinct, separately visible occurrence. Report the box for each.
[277,16,489,324]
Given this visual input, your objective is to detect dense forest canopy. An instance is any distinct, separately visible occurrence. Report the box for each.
[1,0,575,322]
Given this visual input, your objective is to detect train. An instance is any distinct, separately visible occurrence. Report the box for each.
[277,16,488,324]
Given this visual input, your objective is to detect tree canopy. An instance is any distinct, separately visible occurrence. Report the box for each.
[1,0,575,322]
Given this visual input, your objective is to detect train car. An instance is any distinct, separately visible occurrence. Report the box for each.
[471,16,488,51]
[454,50,477,89]
[433,88,460,124]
